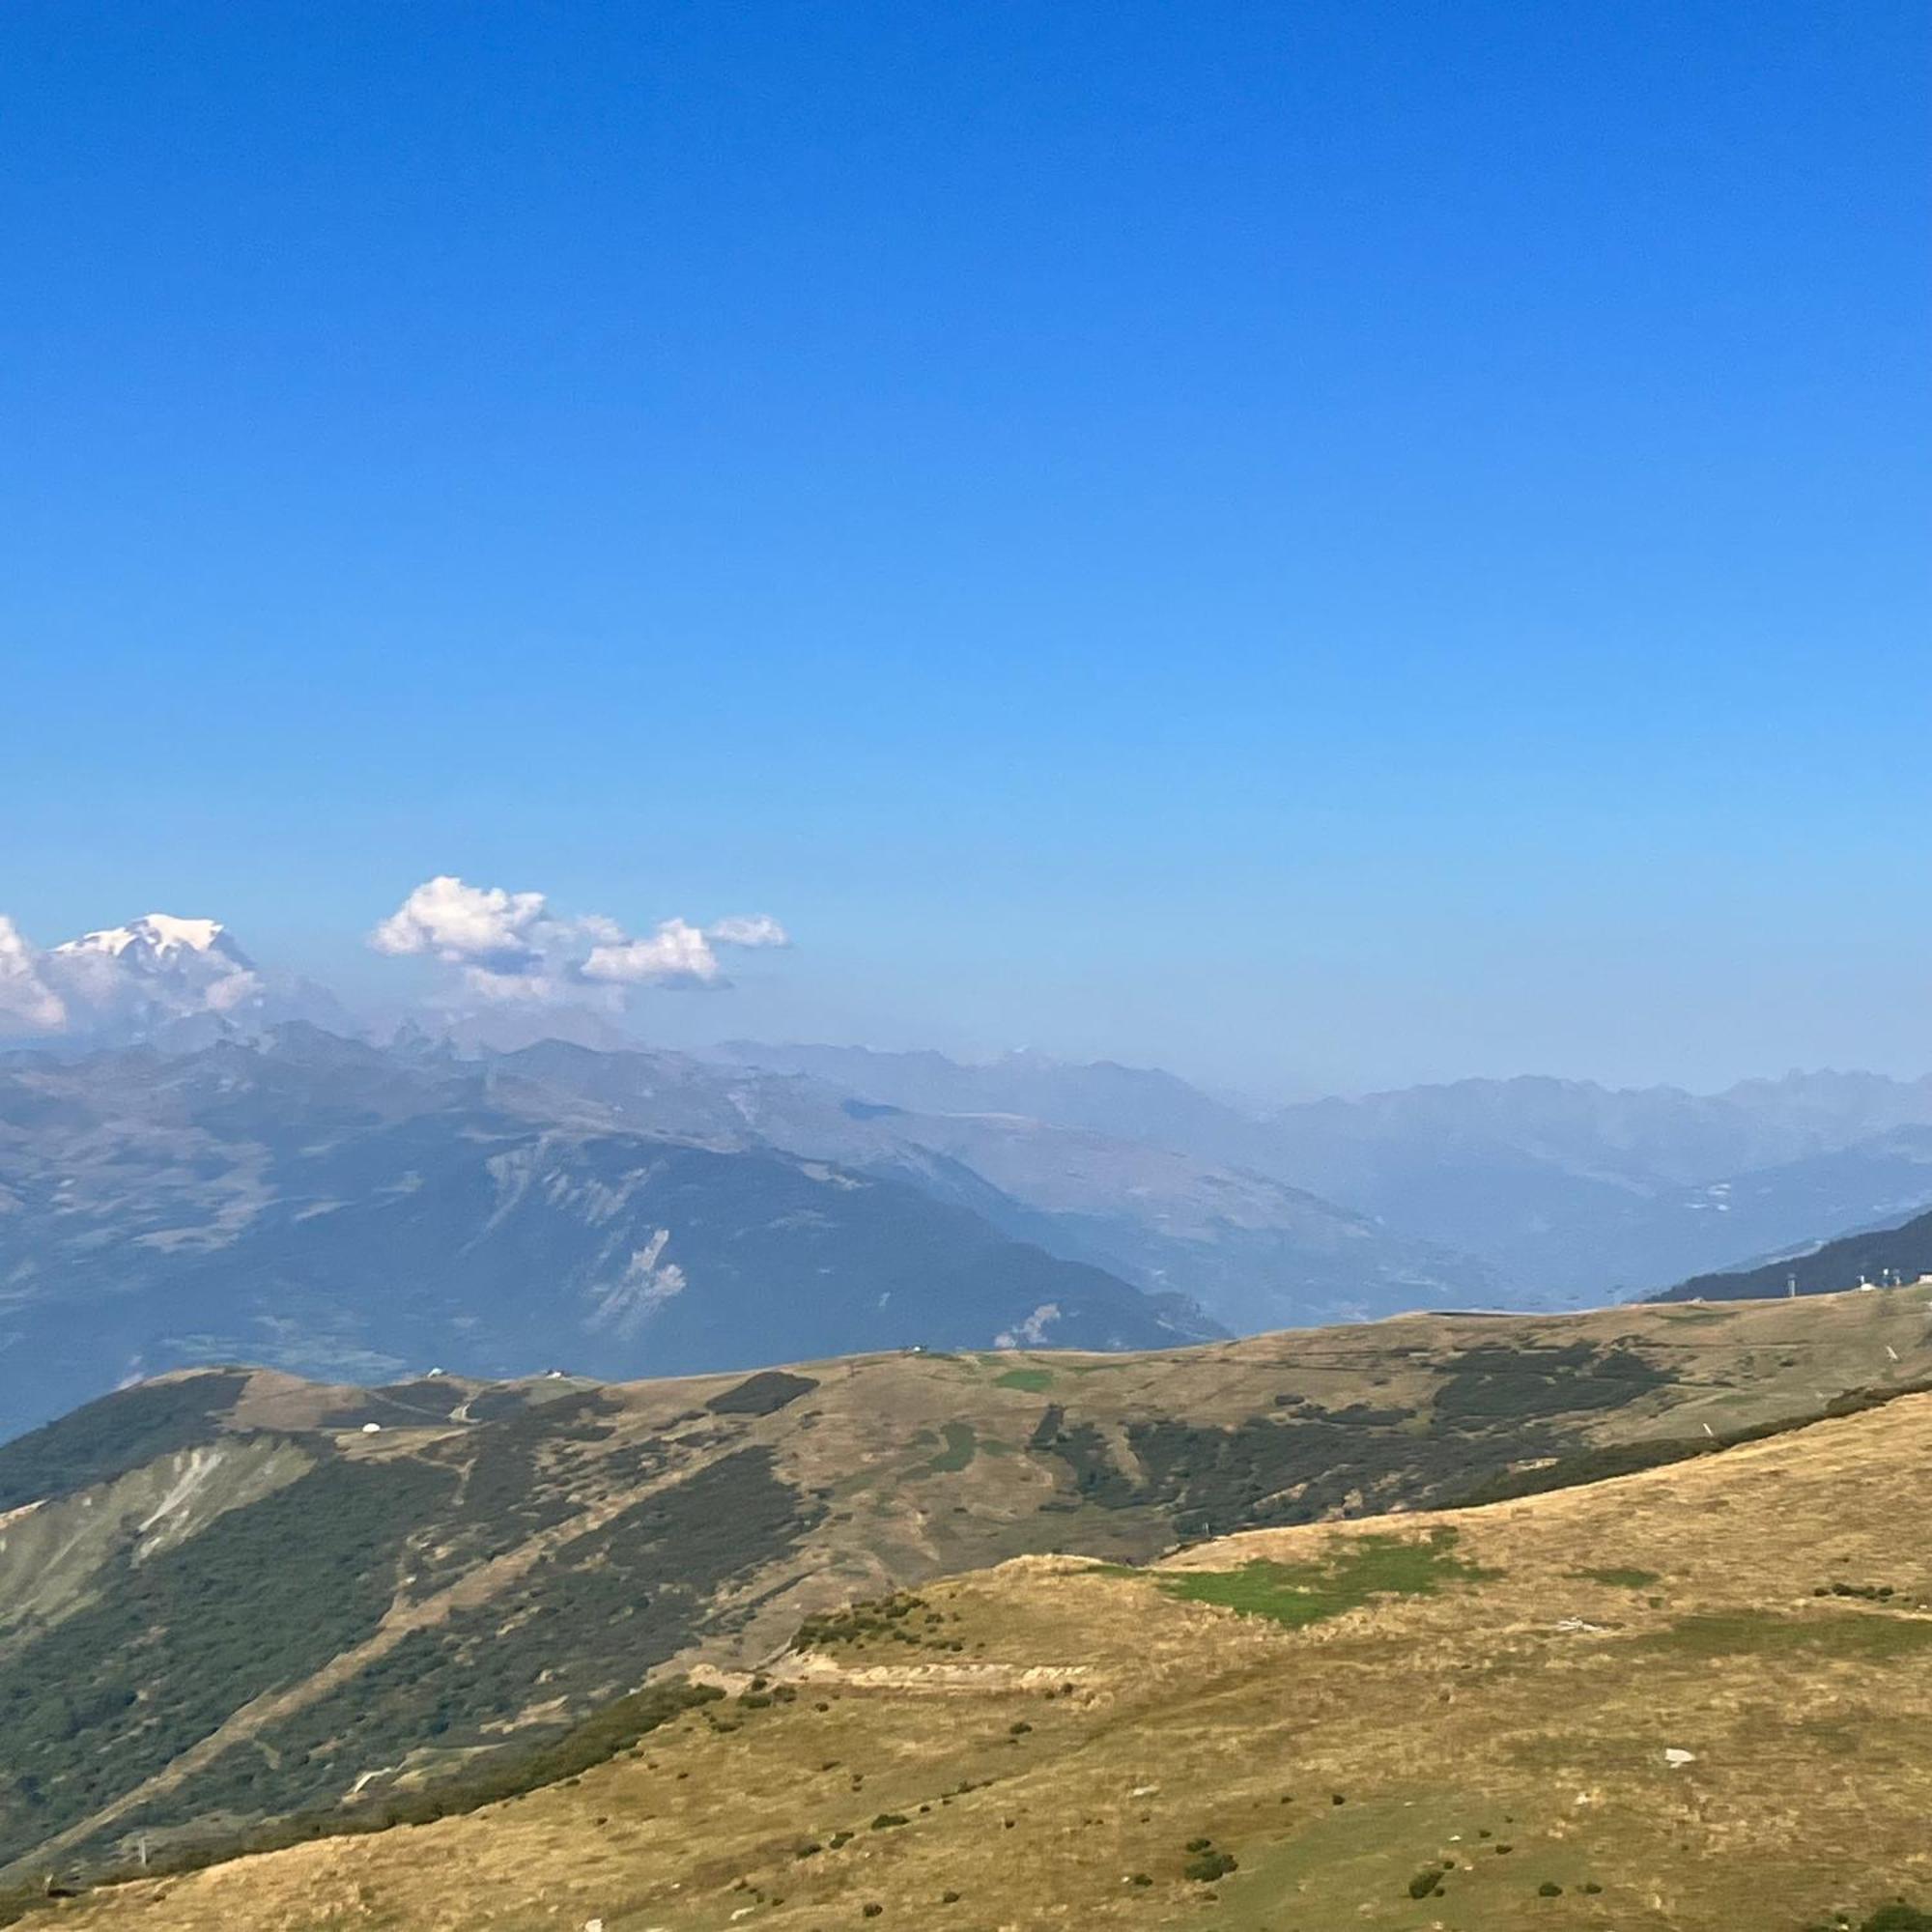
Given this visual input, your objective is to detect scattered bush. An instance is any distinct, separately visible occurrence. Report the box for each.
[1183,1849,1237,1883]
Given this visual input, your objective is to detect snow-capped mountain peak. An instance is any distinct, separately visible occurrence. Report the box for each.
[2,911,345,1046]
[54,914,245,964]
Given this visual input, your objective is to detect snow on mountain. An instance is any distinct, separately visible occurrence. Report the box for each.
[0,912,346,1045]
[54,913,240,961]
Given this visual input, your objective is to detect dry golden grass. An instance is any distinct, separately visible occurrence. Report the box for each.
[32,1388,1932,1932]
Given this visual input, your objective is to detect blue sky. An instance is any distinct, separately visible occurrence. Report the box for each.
[3,1,1927,1093]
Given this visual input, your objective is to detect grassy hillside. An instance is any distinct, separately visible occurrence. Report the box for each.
[24,1374,1932,1931]
[0,1284,1928,1889]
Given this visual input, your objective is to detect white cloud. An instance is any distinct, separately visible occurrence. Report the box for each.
[370,877,790,1010]
[706,914,790,950]
[0,916,68,1036]
[582,918,724,988]
[369,876,556,973]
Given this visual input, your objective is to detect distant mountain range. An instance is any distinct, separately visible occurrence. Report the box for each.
[720,1043,1932,1300]
[9,914,1932,1436]
[515,1038,1492,1333]
[0,1029,1221,1435]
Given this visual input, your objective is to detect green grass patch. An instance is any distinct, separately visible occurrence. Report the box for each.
[1575,1565,1662,1589]
[1155,1528,1497,1630]
[1197,1788,1586,1931]
[1643,1609,1932,1662]
[926,1422,978,1473]
[993,1367,1056,1393]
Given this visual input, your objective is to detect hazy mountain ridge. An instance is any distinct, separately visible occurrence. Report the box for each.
[0,1020,1503,1436]
[519,1039,1497,1330]
[11,977,1932,1441]
[0,1032,1210,1435]
[721,1043,1932,1298]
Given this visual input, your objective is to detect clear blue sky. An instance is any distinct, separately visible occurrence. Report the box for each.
[4,1,1927,1093]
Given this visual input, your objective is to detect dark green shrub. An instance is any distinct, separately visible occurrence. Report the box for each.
[1184,1850,1237,1883]
[1408,1869,1446,1899]
[1539,1881,1563,1896]
[706,1370,819,1415]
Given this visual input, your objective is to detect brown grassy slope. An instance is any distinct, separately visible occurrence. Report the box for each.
[5,1284,1929,1886]
[324,1284,1932,1664]
[619,1281,1932,1661]
[34,1386,1932,1932]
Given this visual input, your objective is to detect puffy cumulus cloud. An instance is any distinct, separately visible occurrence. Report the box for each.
[0,916,68,1036]
[369,877,557,975]
[369,878,790,1009]
[579,914,792,989]
[582,918,724,989]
